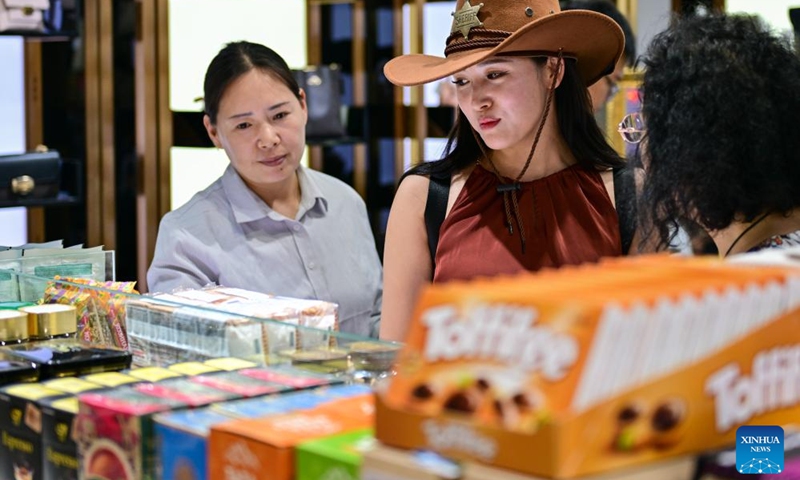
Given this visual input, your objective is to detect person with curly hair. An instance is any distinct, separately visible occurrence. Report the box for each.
[633,13,800,258]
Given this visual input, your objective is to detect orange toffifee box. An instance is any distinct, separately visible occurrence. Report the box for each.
[376,259,800,478]
[208,395,374,480]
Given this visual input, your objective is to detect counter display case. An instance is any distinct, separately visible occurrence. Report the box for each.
[0,268,399,384]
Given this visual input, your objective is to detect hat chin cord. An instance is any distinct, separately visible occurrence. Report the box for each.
[473,49,563,255]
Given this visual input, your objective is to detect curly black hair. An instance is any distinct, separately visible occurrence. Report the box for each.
[639,13,800,249]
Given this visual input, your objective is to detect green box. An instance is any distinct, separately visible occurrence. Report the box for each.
[296,428,374,480]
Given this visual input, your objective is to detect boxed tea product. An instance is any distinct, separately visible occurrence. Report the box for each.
[134,377,241,407]
[295,428,374,480]
[124,366,183,382]
[203,357,258,371]
[167,361,221,376]
[190,370,291,398]
[154,407,237,480]
[80,371,141,388]
[237,365,344,390]
[41,396,81,480]
[208,402,373,480]
[76,385,188,480]
[0,383,67,480]
[36,378,103,480]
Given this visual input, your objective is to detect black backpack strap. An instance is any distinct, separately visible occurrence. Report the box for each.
[424,174,451,276]
[613,165,637,255]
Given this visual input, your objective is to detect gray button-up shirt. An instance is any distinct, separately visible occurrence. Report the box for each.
[147,165,383,337]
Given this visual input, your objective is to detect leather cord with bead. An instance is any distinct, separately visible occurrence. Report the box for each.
[474,50,563,255]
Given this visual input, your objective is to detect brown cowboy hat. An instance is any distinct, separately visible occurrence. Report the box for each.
[384,0,624,87]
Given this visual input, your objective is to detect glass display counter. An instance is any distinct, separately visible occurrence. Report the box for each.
[0,268,399,384]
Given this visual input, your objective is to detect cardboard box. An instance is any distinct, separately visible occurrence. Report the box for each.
[154,407,237,480]
[296,428,374,480]
[209,403,373,480]
[462,456,696,480]
[41,396,80,480]
[0,384,67,480]
[376,259,800,478]
[361,443,462,480]
[80,371,141,388]
[76,385,189,480]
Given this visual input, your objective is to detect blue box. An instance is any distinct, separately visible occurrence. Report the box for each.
[154,407,235,480]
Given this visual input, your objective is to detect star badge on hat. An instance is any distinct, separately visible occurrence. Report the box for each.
[451,1,484,39]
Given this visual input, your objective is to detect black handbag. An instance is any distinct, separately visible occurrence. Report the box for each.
[0,149,61,201]
[292,64,346,139]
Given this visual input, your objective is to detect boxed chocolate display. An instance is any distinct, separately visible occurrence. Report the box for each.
[376,257,800,478]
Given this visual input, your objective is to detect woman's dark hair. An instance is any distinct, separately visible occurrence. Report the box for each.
[639,14,800,249]
[406,57,624,181]
[203,41,301,124]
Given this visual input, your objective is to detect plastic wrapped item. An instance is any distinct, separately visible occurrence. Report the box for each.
[42,276,137,349]
[125,287,339,367]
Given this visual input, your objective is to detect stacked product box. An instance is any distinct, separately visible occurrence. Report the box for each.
[76,385,190,480]
[41,374,140,480]
[39,378,103,480]
[71,362,346,480]
[376,256,800,478]
[208,391,374,480]
[295,428,375,480]
[154,408,236,480]
[0,364,138,480]
[359,444,697,480]
[0,384,67,480]
[154,384,372,480]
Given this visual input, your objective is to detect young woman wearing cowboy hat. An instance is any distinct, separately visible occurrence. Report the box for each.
[380,0,629,341]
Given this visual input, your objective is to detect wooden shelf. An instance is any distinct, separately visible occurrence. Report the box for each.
[0,192,81,209]
[0,30,77,41]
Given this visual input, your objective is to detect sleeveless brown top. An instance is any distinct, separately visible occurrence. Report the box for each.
[433,163,621,283]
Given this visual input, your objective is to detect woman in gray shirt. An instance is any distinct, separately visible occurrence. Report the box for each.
[147,41,382,337]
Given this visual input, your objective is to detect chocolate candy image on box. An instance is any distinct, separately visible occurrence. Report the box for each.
[610,397,688,452]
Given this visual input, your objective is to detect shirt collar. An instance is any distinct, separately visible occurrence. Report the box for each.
[221,164,328,224]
